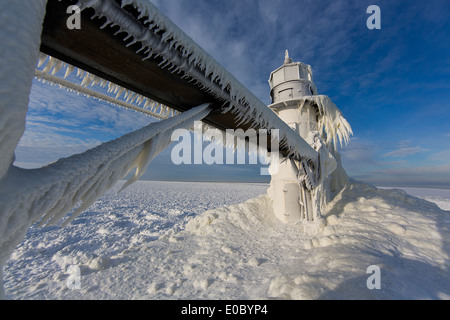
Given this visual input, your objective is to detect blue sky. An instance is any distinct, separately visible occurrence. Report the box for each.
[15,0,450,188]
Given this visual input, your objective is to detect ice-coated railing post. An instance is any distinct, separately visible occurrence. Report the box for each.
[0,0,48,180]
[0,0,48,299]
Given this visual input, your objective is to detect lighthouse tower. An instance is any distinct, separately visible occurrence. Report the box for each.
[267,51,337,231]
[268,50,318,140]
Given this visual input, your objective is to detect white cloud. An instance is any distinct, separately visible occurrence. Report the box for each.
[340,138,448,188]
[383,146,428,158]
[366,164,450,188]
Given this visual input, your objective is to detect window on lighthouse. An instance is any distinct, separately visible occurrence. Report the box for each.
[279,88,294,100]
[284,65,299,81]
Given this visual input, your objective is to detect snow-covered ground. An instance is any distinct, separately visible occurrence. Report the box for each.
[379,186,450,211]
[3,180,449,299]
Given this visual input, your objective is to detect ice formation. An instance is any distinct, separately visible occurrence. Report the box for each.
[299,95,353,150]
[0,0,48,299]
[34,68,174,120]
[266,52,352,230]
[0,0,47,180]
[0,103,211,297]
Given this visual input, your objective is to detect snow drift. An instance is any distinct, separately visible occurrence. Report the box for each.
[184,181,449,299]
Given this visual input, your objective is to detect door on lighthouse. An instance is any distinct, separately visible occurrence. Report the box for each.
[283,183,302,222]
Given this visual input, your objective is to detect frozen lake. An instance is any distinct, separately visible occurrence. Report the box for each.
[3,180,449,299]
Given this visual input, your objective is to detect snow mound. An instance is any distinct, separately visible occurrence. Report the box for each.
[185,195,281,236]
[163,181,449,299]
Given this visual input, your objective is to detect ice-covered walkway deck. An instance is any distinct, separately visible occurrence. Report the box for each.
[40,0,315,159]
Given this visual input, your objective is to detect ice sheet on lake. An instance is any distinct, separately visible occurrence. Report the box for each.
[4,181,449,300]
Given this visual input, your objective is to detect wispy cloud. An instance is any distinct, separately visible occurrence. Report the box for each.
[151,0,364,103]
[383,146,428,158]
[366,163,450,189]
[428,149,450,163]
[340,137,444,188]
[342,136,450,188]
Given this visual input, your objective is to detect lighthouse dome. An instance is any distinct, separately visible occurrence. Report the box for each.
[268,51,317,104]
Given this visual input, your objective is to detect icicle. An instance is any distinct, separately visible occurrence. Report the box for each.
[126,91,135,103]
[64,64,75,79]
[142,50,154,61]
[136,95,144,105]
[37,53,48,68]
[81,72,92,87]
[91,75,101,87]
[34,70,174,120]
[76,68,85,78]
[51,60,65,75]
[100,18,111,29]
[114,87,124,99]
[100,79,108,88]
[42,56,57,74]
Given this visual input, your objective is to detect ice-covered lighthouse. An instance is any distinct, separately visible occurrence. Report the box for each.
[268,51,318,138]
[267,51,352,232]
